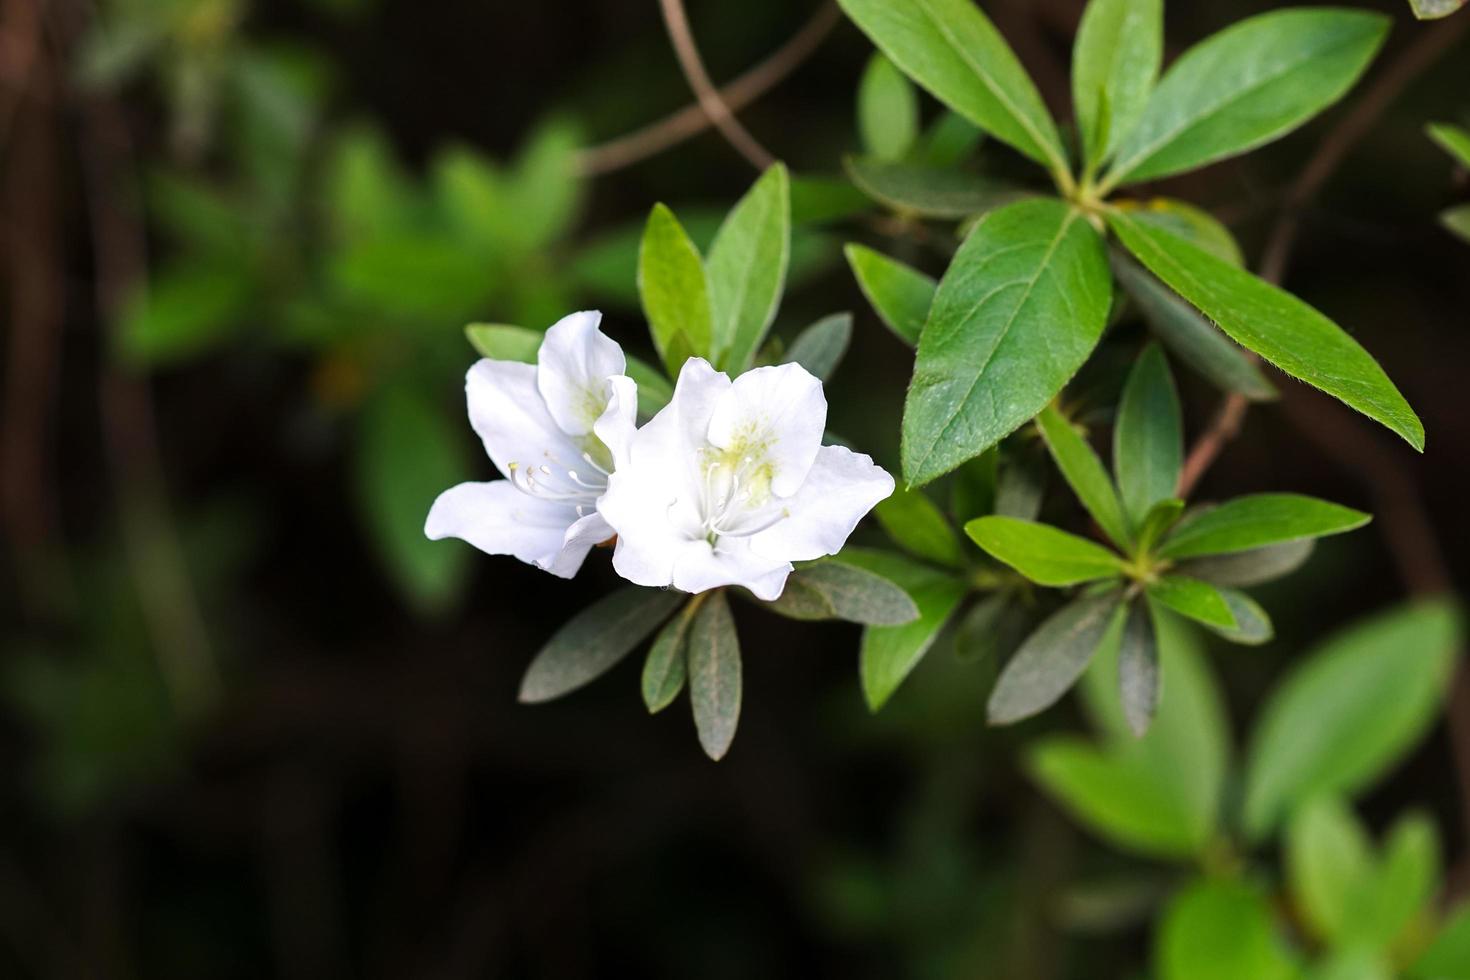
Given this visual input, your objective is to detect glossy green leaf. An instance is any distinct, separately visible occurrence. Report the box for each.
[1034,613,1229,857]
[844,156,1027,218]
[844,243,935,346]
[1127,199,1245,267]
[1072,0,1162,168]
[1155,880,1299,980]
[789,175,871,225]
[783,313,852,382]
[1409,903,1470,978]
[1036,405,1132,550]
[949,450,998,525]
[875,489,966,568]
[1366,812,1440,948]
[1107,8,1389,185]
[769,560,920,626]
[1305,949,1393,980]
[989,591,1124,725]
[995,445,1047,520]
[1112,253,1277,402]
[835,0,1068,174]
[519,587,685,703]
[1159,493,1369,560]
[1135,498,1185,555]
[638,203,713,372]
[119,264,251,366]
[642,600,697,714]
[1288,795,1374,943]
[464,323,541,361]
[357,383,470,615]
[903,199,1112,485]
[840,549,967,711]
[966,516,1124,587]
[1114,344,1182,528]
[1117,599,1160,736]
[857,53,919,161]
[1441,205,1470,243]
[687,590,742,760]
[1428,122,1470,168]
[1242,600,1462,840]
[1110,201,1422,451]
[707,164,791,372]
[1177,539,1315,587]
[1146,576,1235,629]
[1204,588,1274,646]
[915,110,985,167]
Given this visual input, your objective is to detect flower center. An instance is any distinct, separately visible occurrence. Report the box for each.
[683,447,787,545]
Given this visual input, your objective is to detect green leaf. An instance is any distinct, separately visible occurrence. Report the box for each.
[643,600,697,714]
[954,591,1031,664]
[1410,904,1470,978]
[840,549,967,711]
[505,119,583,252]
[1241,600,1462,840]
[1306,949,1393,980]
[638,204,714,373]
[1441,204,1470,244]
[1176,539,1314,587]
[835,0,1068,174]
[903,198,1112,485]
[1410,0,1469,19]
[1112,254,1277,402]
[519,586,685,703]
[1106,8,1389,185]
[995,445,1047,520]
[844,243,935,346]
[119,264,251,366]
[843,156,1027,218]
[1034,613,1228,857]
[330,235,490,321]
[769,560,920,626]
[1155,880,1299,980]
[1287,795,1375,943]
[1072,0,1162,169]
[1035,405,1132,550]
[687,590,742,760]
[1428,122,1470,168]
[1158,493,1369,560]
[789,175,871,225]
[914,111,985,168]
[464,323,542,361]
[1110,212,1421,447]
[1366,812,1440,948]
[1117,599,1159,736]
[875,489,965,568]
[950,450,998,525]
[1127,199,1245,267]
[966,516,1124,587]
[707,164,791,372]
[783,313,852,382]
[989,591,1125,725]
[1135,498,1185,555]
[857,53,919,161]
[623,357,675,418]
[356,383,470,615]
[1146,576,1235,629]
[1204,588,1274,646]
[1114,344,1182,528]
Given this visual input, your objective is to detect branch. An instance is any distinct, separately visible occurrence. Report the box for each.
[575,3,837,177]
[656,0,777,171]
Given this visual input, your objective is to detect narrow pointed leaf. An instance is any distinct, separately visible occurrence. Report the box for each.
[1036,405,1132,550]
[707,164,790,372]
[1428,122,1470,168]
[782,313,852,382]
[464,323,542,361]
[1110,209,1422,450]
[835,0,1068,173]
[788,560,920,626]
[1127,199,1245,267]
[687,591,742,760]
[1286,795,1374,943]
[1135,498,1185,555]
[1242,600,1461,840]
[1107,8,1389,185]
[844,243,934,346]
[903,199,1112,486]
[1441,205,1470,243]
[1158,493,1369,560]
[857,53,919,161]
[1114,344,1182,527]
[1155,880,1300,980]
[520,587,686,703]
[1118,599,1160,736]
[966,516,1124,586]
[1072,0,1162,168]
[875,488,966,568]
[638,204,713,372]
[1176,539,1314,587]
[989,591,1125,725]
[1147,576,1235,629]
[844,156,1028,218]
[1203,588,1274,646]
[642,600,697,714]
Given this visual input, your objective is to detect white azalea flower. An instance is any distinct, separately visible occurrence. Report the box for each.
[599,358,894,601]
[424,310,636,578]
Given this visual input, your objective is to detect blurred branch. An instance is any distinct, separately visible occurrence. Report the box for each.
[64,2,220,715]
[655,0,777,171]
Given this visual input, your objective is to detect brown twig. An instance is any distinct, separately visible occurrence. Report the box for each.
[576,2,837,177]
[655,0,777,171]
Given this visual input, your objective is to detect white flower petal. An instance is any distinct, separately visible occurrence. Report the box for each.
[593,374,639,471]
[751,445,894,562]
[466,359,584,480]
[671,537,793,601]
[708,362,826,496]
[425,481,592,578]
[536,310,627,436]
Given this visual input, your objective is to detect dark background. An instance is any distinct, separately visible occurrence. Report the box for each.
[2,0,1469,976]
